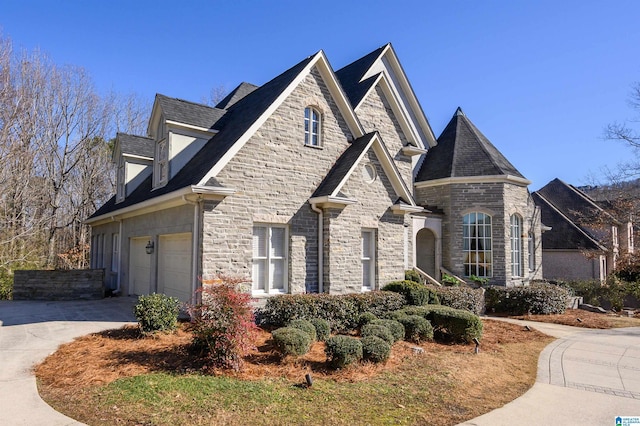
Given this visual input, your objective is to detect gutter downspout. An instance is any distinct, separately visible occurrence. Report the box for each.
[310,203,323,293]
[183,195,201,304]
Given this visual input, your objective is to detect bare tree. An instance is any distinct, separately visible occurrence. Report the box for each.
[605,82,640,181]
[201,84,228,107]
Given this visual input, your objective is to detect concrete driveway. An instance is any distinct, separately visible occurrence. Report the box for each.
[460,318,640,426]
[0,297,137,426]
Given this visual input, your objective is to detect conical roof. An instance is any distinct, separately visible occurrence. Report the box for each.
[416,108,525,182]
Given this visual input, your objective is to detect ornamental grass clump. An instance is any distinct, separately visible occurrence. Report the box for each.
[134,293,181,335]
[188,275,258,371]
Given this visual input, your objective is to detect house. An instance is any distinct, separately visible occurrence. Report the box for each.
[87,44,542,302]
[532,178,634,281]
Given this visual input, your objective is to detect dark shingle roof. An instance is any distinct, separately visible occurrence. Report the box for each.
[312,133,376,197]
[155,94,226,130]
[335,45,386,108]
[90,55,315,219]
[532,190,602,250]
[415,108,525,182]
[215,82,259,109]
[117,133,154,158]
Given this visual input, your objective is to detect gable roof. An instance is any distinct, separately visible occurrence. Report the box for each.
[335,43,436,149]
[113,133,154,161]
[89,50,366,222]
[311,132,418,209]
[415,108,529,185]
[153,95,227,132]
[532,189,604,251]
[215,82,259,109]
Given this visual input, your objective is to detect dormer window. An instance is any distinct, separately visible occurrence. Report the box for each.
[116,161,125,203]
[304,106,321,147]
[154,138,168,188]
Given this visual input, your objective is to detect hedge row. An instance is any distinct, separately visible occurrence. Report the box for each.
[485,283,570,315]
[256,292,406,332]
[430,285,484,315]
[382,280,439,306]
[395,305,483,343]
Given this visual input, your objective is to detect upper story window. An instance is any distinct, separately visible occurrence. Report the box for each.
[154,138,168,188]
[463,212,492,278]
[116,161,125,203]
[304,106,321,147]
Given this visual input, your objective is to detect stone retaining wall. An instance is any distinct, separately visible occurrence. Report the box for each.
[13,269,104,300]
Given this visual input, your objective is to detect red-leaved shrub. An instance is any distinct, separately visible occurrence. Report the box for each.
[188,275,257,370]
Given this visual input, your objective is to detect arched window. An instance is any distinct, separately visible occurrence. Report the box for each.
[463,212,492,278]
[510,214,523,277]
[304,107,321,146]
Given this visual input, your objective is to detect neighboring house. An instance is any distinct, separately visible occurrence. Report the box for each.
[532,178,634,281]
[87,44,542,302]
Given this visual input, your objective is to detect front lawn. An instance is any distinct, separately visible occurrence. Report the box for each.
[36,319,551,425]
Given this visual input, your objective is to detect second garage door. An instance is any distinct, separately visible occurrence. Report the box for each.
[158,233,193,302]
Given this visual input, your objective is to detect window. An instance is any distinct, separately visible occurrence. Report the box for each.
[252,225,288,294]
[111,233,119,273]
[528,232,536,271]
[463,212,492,278]
[362,229,376,291]
[510,215,522,277]
[116,161,125,202]
[304,107,321,146]
[154,138,168,187]
[93,233,105,269]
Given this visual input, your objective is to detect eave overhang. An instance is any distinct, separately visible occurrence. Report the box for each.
[308,195,358,209]
[415,175,532,189]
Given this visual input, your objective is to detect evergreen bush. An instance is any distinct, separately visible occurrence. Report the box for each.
[360,323,394,345]
[134,293,180,334]
[309,317,330,341]
[287,319,317,341]
[325,335,363,368]
[271,327,312,356]
[361,335,391,363]
[382,280,439,306]
[397,314,433,343]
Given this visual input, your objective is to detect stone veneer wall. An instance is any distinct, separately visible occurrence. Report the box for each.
[201,67,354,294]
[416,181,538,286]
[13,269,104,300]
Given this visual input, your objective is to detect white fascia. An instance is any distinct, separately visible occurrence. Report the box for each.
[123,153,153,162]
[308,195,357,209]
[165,120,219,136]
[86,185,236,226]
[391,203,424,214]
[197,51,365,186]
[414,175,532,189]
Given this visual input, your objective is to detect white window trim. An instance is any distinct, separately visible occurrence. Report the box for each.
[528,232,536,272]
[362,229,376,291]
[154,136,169,188]
[116,161,125,203]
[111,233,119,273]
[252,224,289,296]
[463,212,493,278]
[510,215,523,277]
[304,106,322,147]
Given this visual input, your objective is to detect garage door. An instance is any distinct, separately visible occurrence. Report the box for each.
[130,237,151,296]
[158,233,193,302]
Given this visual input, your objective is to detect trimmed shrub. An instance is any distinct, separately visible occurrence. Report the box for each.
[256,292,405,332]
[188,276,258,370]
[362,335,391,363]
[360,323,394,345]
[287,319,317,341]
[325,335,363,368]
[309,317,330,342]
[396,305,482,343]
[369,319,405,342]
[431,285,484,315]
[382,280,439,306]
[405,269,424,284]
[398,315,434,343]
[134,293,181,334]
[357,312,378,328]
[271,327,312,356]
[485,284,570,315]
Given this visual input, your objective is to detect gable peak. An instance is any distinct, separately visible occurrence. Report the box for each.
[455,107,465,117]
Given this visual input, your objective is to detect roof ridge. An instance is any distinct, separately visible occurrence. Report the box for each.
[156,93,223,111]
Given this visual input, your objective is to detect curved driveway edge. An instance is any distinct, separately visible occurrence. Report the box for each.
[0,298,137,426]
[460,318,640,426]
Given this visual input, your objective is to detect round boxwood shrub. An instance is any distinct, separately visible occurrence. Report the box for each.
[271,327,312,356]
[362,335,391,363]
[382,280,439,306]
[360,323,394,345]
[287,319,317,341]
[357,312,378,328]
[325,335,363,368]
[309,317,330,341]
[398,315,433,343]
[134,293,181,335]
[369,319,405,342]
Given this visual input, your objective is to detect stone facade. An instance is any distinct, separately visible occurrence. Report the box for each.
[13,269,104,300]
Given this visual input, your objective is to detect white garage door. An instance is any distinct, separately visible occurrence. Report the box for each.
[158,233,193,302]
[130,237,151,296]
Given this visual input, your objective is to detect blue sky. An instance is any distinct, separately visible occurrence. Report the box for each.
[2,0,640,190]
